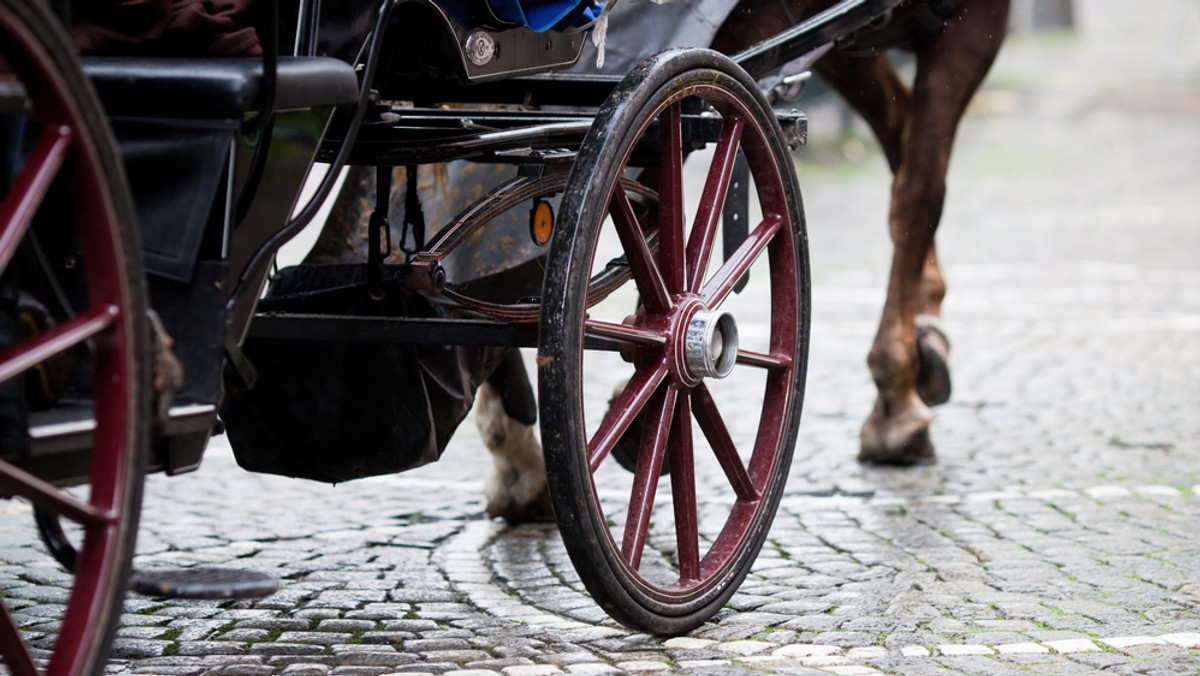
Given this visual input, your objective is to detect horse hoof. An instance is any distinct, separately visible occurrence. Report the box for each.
[487,485,554,526]
[858,396,935,465]
[915,315,951,407]
[858,427,935,466]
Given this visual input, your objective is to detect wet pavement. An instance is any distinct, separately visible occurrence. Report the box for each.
[4,0,1200,673]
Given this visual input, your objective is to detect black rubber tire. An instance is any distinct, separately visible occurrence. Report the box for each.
[538,48,810,634]
[0,0,150,673]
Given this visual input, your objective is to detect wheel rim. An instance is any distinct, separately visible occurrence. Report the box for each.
[0,3,143,674]
[589,84,797,599]
[541,51,808,630]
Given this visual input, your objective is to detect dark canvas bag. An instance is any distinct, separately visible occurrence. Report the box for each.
[222,265,507,483]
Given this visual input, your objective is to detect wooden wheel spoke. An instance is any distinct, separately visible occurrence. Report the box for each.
[0,601,36,676]
[0,458,114,528]
[621,385,678,571]
[685,116,744,293]
[585,319,667,349]
[700,213,783,308]
[0,304,118,385]
[669,394,700,582]
[692,384,759,502]
[0,124,72,273]
[610,189,671,314]
[658,102,686,295]
[587,364,669,472]
[735,348,791,371]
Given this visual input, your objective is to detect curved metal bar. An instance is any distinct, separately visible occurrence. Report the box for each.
[230,0,393,316]
[423,174,566,256]
[434,178,659,323]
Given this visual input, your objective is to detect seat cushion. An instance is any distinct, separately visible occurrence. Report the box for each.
[83,56,359,119]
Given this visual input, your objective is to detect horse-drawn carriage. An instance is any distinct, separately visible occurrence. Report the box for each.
[0,0,904,672]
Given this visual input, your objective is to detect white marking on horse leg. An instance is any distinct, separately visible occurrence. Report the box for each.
[475,382,552,523]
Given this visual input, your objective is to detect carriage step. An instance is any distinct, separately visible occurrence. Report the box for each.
[130,567,280,600]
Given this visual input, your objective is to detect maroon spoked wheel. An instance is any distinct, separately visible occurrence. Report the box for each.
[539,49,810,633]
[0,0,149,674]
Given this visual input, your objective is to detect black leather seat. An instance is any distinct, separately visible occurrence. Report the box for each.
[79,55,359,283]
[82,56,359,119]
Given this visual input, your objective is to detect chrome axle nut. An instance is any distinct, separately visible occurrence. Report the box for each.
[684,310,738,380]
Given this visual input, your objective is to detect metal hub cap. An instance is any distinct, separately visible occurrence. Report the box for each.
[683,309,739,380]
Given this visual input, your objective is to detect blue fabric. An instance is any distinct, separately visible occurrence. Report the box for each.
[489,0,604,32]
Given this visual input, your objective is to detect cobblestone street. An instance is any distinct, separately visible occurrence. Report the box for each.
[3,0,1200,674]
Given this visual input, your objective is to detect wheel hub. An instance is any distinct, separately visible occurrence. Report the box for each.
[676,303,739,384]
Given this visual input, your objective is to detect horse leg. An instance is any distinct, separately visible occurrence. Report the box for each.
[813,52,953,411]
[816,52,955,408]
[475,349,553,524]
[810,53,934,461]
[858,3,1008,463]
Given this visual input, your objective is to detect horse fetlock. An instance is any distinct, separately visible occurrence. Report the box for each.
[858,393,934,465]
[476,383,553,524]
[866,335,917,394]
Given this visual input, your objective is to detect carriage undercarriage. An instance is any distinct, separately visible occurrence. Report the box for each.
[0,0,903,671]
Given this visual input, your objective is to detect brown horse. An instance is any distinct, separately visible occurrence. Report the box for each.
[713,0,1011,464]
[313,0,1012,523]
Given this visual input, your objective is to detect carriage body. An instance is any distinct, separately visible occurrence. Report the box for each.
[0,0,902,672]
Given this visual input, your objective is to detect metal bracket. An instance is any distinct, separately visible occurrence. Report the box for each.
[223,335,258,391]
[368,166,393,300]
[723,152,751,294]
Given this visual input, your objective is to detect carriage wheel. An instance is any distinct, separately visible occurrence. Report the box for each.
[0,0,149,674]
[539,49,810,634]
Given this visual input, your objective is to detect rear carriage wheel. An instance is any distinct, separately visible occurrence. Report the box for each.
[0,0,149,674]
[538,49,810,633]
